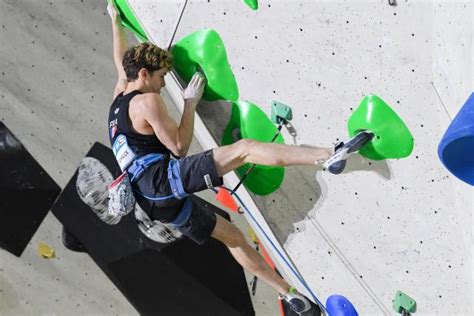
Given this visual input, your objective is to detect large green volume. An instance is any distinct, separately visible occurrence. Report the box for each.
[112,0,148,41]
[348,95,414,160]
[171,29,239,101]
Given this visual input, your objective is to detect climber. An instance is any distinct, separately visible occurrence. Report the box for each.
[106,1,371,313]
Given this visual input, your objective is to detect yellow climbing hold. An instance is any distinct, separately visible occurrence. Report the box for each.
[38,242,55,259]
[248,228,259,244]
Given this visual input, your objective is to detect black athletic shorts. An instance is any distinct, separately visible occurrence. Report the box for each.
[132,150,224,245]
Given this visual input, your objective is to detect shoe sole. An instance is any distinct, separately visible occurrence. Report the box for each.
[323,131,374,173]
[345,130,375,154]
[323,148,348,170]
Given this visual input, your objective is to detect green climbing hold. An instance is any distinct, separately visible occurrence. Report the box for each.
[171,29,239,101]
[348,94,414,160]
[271,100,293,124]
[112,0,148,41]
[222,101,285,195]
[393,290,417,314]
[243,0,259,10]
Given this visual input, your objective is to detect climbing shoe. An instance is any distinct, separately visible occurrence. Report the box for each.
[324,130,375,174]
[280,287,312,314]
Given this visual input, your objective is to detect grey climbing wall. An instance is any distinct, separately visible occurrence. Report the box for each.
[133,0,473,314]
[433,1,472,118]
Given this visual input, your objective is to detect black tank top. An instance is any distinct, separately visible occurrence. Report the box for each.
[108,90,170,157]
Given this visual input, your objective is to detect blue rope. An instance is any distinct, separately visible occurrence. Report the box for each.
[220,186,328,313]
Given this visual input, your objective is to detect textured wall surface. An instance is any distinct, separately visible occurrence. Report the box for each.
[128,0,186,49]
[132,0,473,314]
[433,1,472,118]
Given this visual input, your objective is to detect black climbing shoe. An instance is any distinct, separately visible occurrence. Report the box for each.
[324,131,375,174]
[62,226,87,253]
[279,287,321,316]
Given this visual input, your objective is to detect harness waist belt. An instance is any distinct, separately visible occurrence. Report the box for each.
[128,153,165,183]
[127,153,191,228]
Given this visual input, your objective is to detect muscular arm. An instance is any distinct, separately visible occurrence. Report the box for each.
[144,94,197,157]
[108,1,128,98]
[145,72,205,157]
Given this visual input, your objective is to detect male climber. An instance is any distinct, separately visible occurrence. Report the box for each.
[106,2,371,314]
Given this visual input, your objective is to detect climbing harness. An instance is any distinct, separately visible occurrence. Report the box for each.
[109,139,193,227]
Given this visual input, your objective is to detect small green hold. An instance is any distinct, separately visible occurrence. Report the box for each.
[171,29,239,101]
[271,100,293,124]
[393,290,417,314]
[243,0,258,10]
[112,0,148,41]
[348,94,414,160]
[222,101,285,195]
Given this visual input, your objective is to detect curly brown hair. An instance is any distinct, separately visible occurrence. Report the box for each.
[122,42,173,81]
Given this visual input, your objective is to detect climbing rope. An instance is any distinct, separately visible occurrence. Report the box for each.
[215,185,328,313]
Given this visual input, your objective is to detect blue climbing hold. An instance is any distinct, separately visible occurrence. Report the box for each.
[438,93,474,186]
[326,294,358,316]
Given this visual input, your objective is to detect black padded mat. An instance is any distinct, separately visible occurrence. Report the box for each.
[0,122,61,257]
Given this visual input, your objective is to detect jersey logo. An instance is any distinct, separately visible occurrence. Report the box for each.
[109,118,118,128]
[109,118,118,139]
[110,126,118,139]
